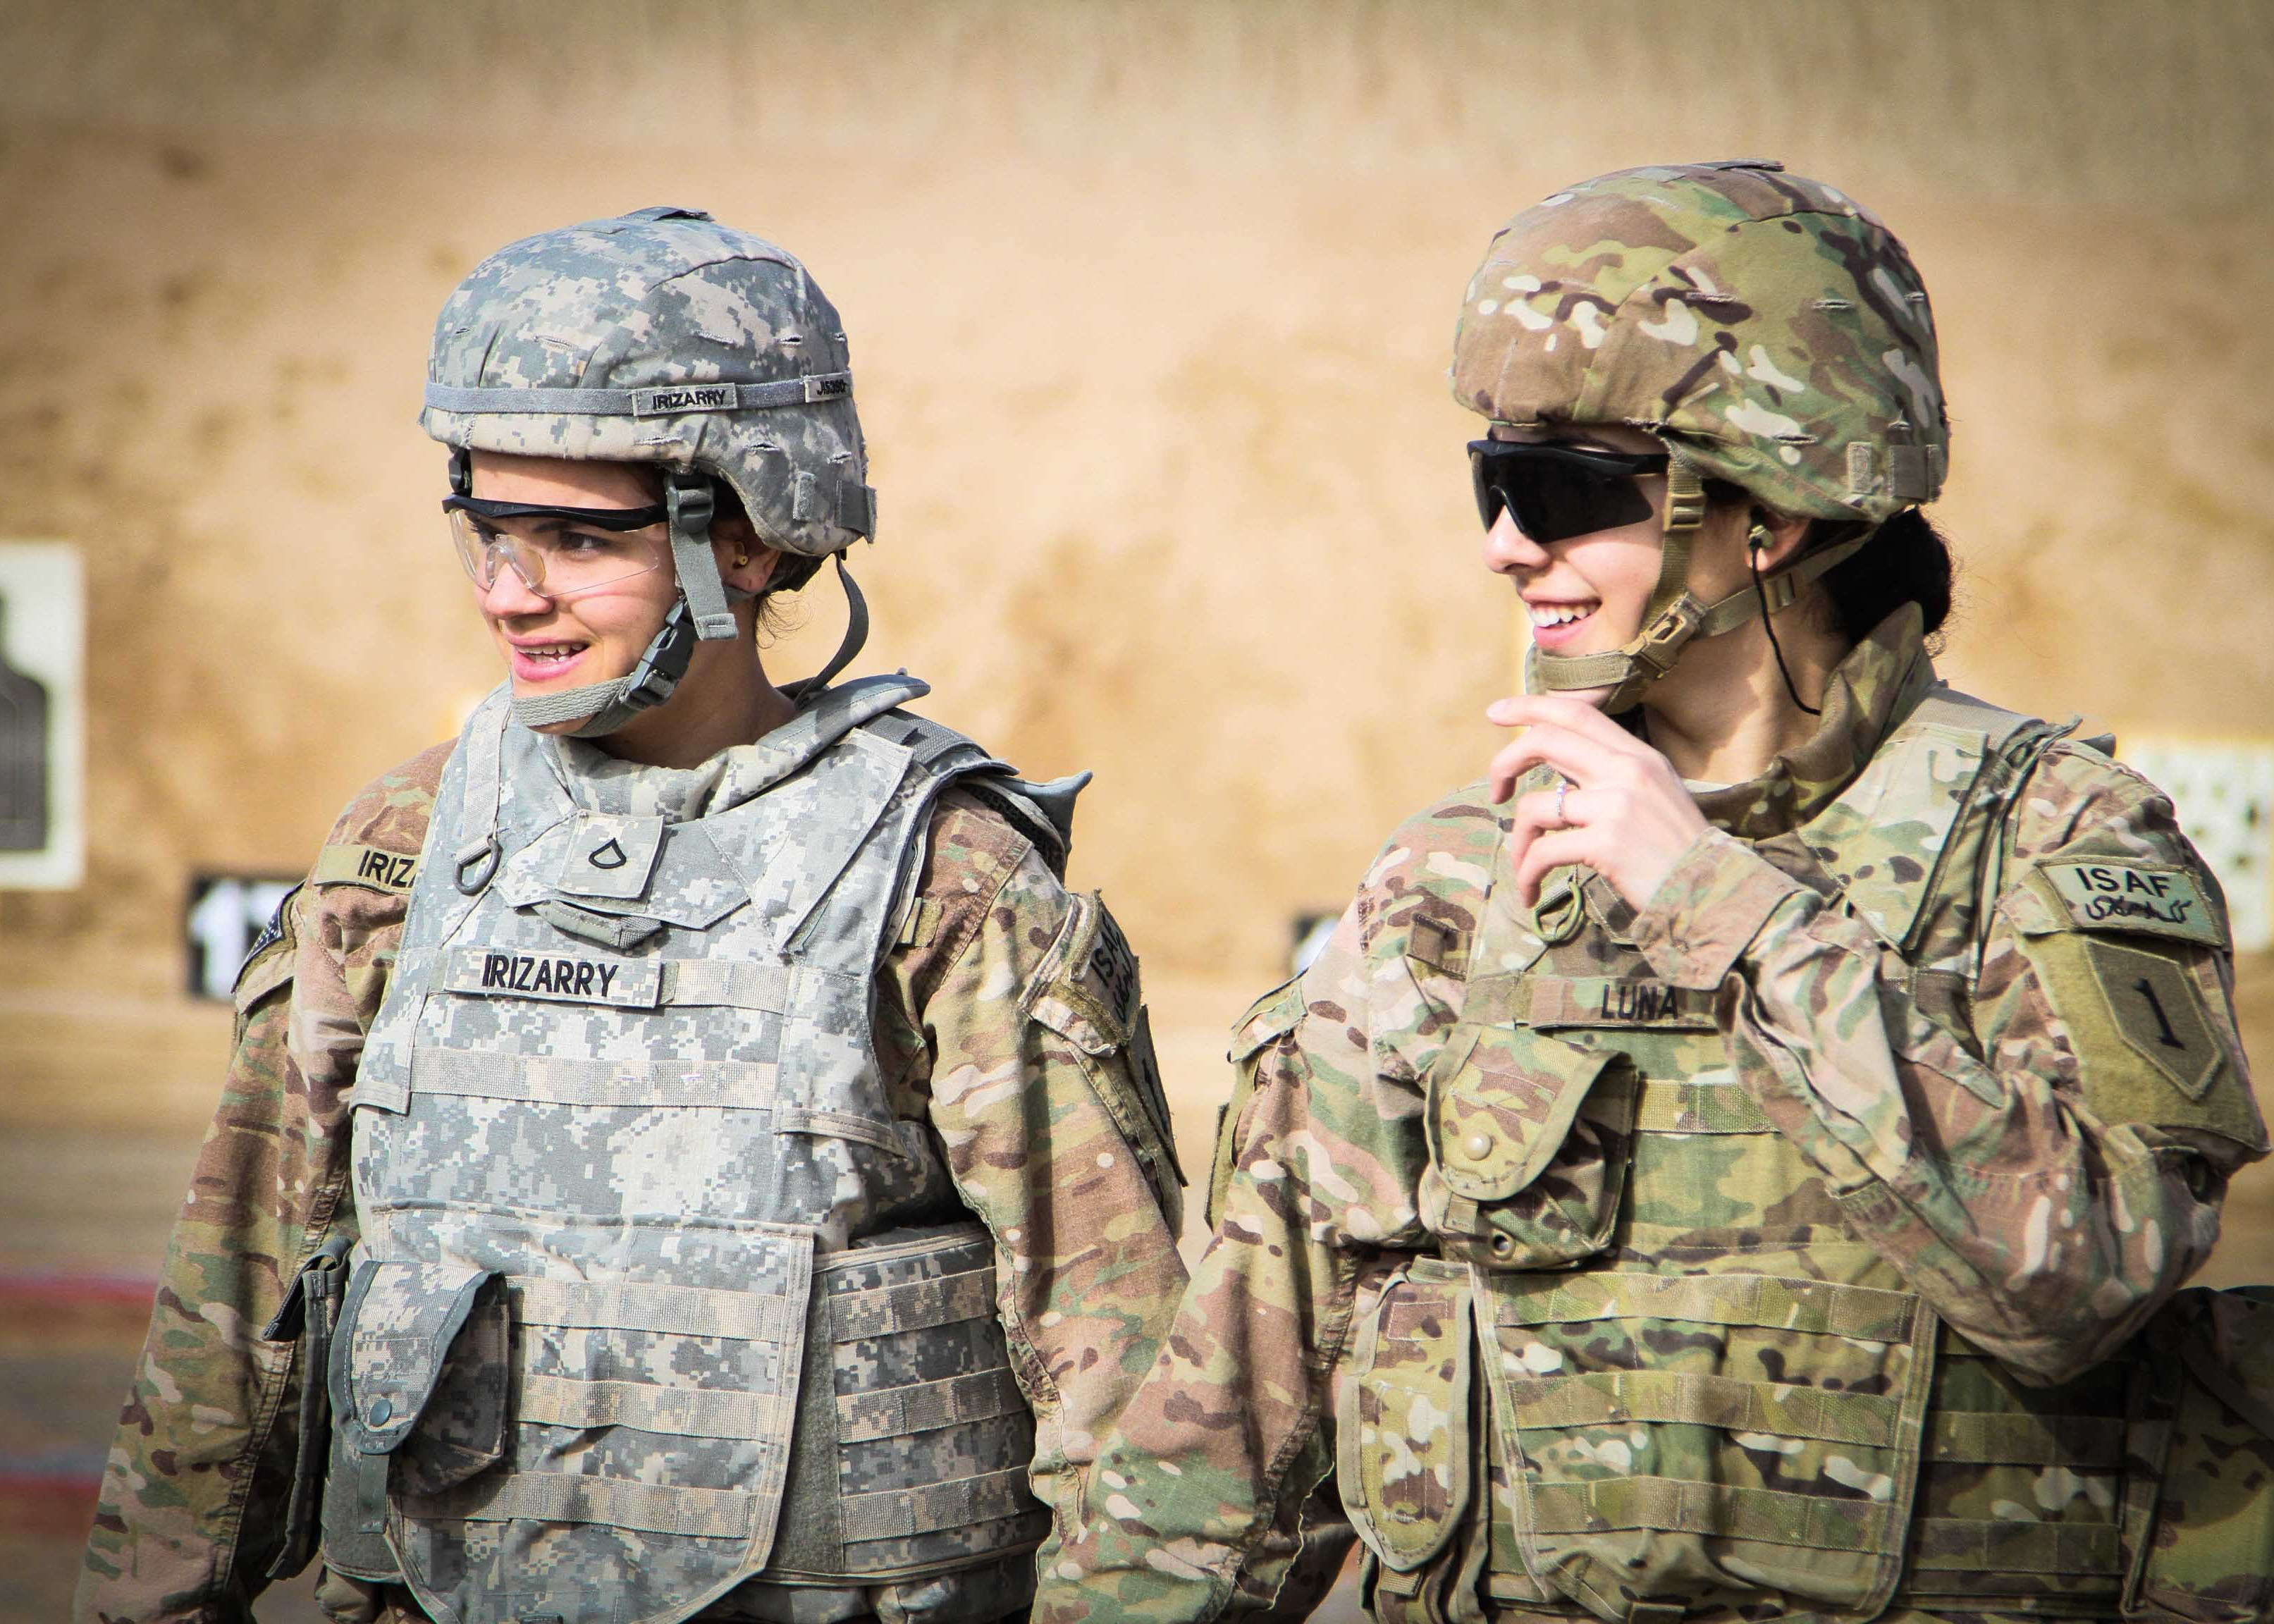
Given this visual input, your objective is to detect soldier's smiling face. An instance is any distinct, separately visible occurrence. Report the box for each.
[1481,423,1670,703]
[462,452,683,718]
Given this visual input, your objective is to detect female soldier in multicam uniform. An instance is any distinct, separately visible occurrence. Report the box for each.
[1044,163,2273,1623]
[79,208,1187,1624]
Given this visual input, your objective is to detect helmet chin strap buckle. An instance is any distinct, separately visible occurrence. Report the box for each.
[508,600,701,738]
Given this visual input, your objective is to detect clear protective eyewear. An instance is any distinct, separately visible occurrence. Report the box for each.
[443,495,673,601]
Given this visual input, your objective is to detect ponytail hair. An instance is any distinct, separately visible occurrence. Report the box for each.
[1814,509,1955,645]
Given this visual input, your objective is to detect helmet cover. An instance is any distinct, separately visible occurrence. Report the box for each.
[421,206,874,593]
[1451,160,1946,522]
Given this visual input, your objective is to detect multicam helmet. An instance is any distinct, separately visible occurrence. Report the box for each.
[1451,160,1948,711]
[421,206,876,736]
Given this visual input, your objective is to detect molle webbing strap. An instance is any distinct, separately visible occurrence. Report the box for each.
[659,959,797,1011]
[1506,1369,1900,1448]
[1633,1078,1772,1134]
[516,1372,792,1441]
[1526,1476,1895,1554]
[834,1367,1028,1444]
[667,472,738,641]
[1923,1410,2125,1468]
[409,1047,780,1109]
[827,1267,997,1341]
[405,1472,761,1539]
[422,374,853,417]
[1494,1271,1917,1343]
[511,1276,796,1343]
[1903,1518,2122,1576]
[837,1466,1037,1544]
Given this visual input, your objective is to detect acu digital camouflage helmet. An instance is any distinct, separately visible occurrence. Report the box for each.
[422,206,877,735]
[1453,160,1948,711]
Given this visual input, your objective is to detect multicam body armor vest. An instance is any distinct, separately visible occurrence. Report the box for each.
[1334,687,2234,1621]
[317,676,1062,1624]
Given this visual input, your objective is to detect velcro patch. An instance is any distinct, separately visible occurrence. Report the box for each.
[1082,904,1143,1035]
[2086,940,2224,1100]
[441,947,660,1009]
[314,842,419,894]
[2039,859,2221,946]
[631,383,739,417]
[1528,976,1719,1031]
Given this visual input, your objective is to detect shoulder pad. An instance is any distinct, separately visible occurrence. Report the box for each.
[864,705,1090,878]
[958,772,1089,880]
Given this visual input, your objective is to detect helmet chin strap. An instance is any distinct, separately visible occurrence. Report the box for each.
[1527,449,1869,713]
[509,470,742,738]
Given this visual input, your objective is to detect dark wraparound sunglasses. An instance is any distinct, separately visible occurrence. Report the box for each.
[1468,439,1670,543]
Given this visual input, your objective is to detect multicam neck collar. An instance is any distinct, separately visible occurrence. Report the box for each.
[1684,604,1935,842]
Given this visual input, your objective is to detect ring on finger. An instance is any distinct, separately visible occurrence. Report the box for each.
[1553,779,1571,825]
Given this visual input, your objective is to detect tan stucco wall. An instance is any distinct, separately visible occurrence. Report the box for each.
[2,0,2271,1105]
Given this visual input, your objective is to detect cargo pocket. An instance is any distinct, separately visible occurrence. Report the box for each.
[2122,1286,2274,1623]
[1426,1019,1637,1269]
[1339,1258,1475,1576]
[329,1258,508,1502]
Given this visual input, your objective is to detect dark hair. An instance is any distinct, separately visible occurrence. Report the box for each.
[1810,509,1955,644]
[1705,476,1956,646]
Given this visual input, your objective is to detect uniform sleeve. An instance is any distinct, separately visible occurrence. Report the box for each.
[887,800,1193,1587]
[77,747,444,1624]
[1629,741,2266,1386]
[1038,799,1496,1624]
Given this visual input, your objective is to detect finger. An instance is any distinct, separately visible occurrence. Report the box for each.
[1488,693,1646,749]
[1511,827,1599,908]
[1505,787,1569,859]
[1487,723,1630,801]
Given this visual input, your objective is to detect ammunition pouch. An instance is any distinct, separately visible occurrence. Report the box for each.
[258,1232,354,1581]
[2123,1286,2274,1623]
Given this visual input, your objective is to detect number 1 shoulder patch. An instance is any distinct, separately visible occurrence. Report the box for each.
[2086,937,2223,1100]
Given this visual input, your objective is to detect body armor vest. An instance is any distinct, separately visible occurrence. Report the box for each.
[1339,687,2165,1621]
[319,676,1066,1624]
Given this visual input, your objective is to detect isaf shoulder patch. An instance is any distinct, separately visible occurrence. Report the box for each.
[2038,858,2223,946]
[313,842,420,894]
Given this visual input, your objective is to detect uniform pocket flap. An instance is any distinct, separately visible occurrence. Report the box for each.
[1433,1028,1627,1204]
[331,1258,506,1486]
[1338,1260,1475,1573]
[2184,1286,2274,1440]
[1229,977,1307,1066]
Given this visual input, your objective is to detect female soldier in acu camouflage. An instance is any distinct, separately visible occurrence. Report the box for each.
[1045,163,2274,1622]
[79,208,1188,1624]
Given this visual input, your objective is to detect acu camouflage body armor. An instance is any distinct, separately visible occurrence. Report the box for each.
[313,674,1085,1624]
[1322,687,2274,1620]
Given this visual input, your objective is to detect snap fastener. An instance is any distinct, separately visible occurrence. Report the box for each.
[1464,1132,1493,1162]
[368,1396,394,1425]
